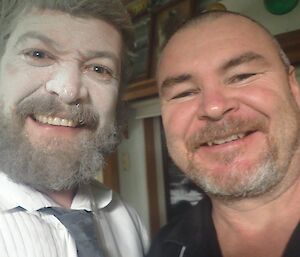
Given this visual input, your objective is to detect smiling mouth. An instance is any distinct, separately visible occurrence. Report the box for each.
[33,115,83,128]
[203,131,253,147]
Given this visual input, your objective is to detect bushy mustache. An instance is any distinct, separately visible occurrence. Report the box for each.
[15,96,99,130]
[186,117,268,152]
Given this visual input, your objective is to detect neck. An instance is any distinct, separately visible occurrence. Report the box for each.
[212,173,300,223]
[211,174,300,257]
[41,188,77,208]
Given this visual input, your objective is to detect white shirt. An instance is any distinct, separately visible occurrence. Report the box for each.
[0,172,149,257]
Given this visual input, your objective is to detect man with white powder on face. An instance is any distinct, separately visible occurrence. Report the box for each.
[148,10,300,257]
[0,0,148,256]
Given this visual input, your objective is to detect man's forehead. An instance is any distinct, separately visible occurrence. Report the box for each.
[11,8,115,35]
[186,15,266,39]
[10,9,121,47]
[15,9,97,28]
[157,14,281,84]
[162,14,274,61]
[3,9,123,69]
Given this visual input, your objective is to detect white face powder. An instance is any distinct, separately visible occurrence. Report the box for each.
[0,8,123,190]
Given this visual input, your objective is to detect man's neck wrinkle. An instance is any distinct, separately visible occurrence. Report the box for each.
[211,175,300,233]
[40,189,76,208]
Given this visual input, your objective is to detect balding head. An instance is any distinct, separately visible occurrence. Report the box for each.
[158,11,290,81]
[157,10,300,200]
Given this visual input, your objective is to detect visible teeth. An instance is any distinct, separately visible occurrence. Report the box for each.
[237,133,245,139]
[207,133,245,146]
[35,115,77,127]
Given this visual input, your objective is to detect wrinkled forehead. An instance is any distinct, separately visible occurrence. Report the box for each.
[1,7,122,52]
[10,8,122,48]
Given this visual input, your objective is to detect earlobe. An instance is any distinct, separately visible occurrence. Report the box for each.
[288,66,300,108]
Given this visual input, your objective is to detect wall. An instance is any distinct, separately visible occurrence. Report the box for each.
[117,108,150,231]
[221,0,300,34]
[118,0,300,233]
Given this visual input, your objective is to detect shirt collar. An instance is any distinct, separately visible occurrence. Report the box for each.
[0,172,113,212]
[71,180,113,210]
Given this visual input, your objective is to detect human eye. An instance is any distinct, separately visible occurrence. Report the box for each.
[227,73,257,84]
[84,64,117,82]
[21,48,55,67]
[169,89,199,100]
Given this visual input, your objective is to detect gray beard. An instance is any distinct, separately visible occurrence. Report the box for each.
[181,115,300,200]
[0,101,119,191]
[184,134,300,201]
[186,153,283,200]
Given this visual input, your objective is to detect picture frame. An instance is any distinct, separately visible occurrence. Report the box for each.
[150,0,175,8]
[150,0,193,76]
[130,14,152,82]
[125,0,150,19]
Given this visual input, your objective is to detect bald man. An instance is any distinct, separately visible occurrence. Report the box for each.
[148,11,300,257]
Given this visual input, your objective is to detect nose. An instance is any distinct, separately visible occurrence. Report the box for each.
[197,87,239,121]
[45,63,88,104]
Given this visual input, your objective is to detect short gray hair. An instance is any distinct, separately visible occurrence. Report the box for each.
[166,10,291,70]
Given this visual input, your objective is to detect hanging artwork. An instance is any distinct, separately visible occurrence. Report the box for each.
[150,0,193,75]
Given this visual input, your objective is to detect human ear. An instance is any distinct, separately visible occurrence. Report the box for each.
[288,66,300,108]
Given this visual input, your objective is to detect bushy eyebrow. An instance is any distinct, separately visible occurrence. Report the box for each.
[219,51,268,72]
[160,74,191,94]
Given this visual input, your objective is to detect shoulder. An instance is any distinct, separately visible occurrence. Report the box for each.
[147,197,211,257]
[89,180,150,253]
[89,179,133,212]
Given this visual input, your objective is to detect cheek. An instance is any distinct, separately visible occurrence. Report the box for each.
[237,83,300,142]
[162,100,199,140]
[0,62,47,112]
[162,103,196,171]
[238,85,286,116]
[238,74,297,115]
[90,83,119,126]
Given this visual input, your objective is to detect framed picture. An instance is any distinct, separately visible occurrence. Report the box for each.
[150,0,175,8]
[130,15,151,82]
[126,0,150,19]
[150,0,193,75]
[160,119,203,221]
